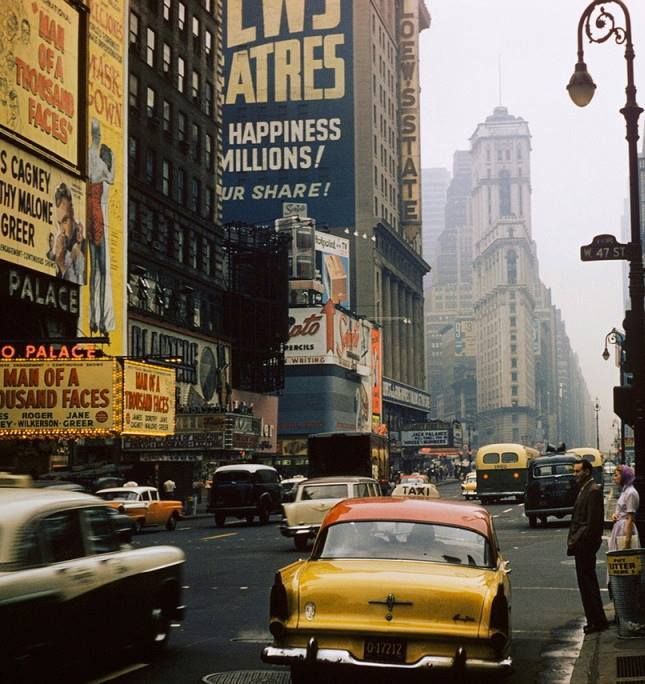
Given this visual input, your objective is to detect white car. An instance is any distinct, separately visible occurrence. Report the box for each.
[0,487,185,681]
[461,471,478,500]
[280,475,381,551]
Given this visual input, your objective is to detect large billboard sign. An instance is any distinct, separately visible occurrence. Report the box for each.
[222,0,355,227]
[83,0,127,356]
[0,358,118,436]
[1,0,81,167]
[122,360,176,436]
[315,230,349,308]
[0,138,86,280]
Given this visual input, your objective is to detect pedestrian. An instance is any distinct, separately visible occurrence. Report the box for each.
[609,464,640,552]
[162,478,176,499]
[567,458,609,634]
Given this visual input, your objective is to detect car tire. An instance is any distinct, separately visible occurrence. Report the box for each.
[166,513,178,531]
[294,535,308,552]
[215,512,226,527]
[528,515,537,528]
[258,501,271,525]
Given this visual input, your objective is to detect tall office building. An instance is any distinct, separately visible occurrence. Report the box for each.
[421,167,450,272]
[221,0,432,454]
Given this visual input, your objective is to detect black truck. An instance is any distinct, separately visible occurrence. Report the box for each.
[307,432,390,488]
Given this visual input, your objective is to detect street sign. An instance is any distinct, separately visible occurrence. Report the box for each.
[580,234,637,261]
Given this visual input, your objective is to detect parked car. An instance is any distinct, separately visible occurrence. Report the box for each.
[263,497,512,681]
[524,453,578,527]
[0,487,185,681]
[96,485,183,532]
[280,475,381,551]
[461,471,478,500]
[208,464,282,527]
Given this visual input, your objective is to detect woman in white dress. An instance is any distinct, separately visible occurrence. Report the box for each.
[609,464,640,552]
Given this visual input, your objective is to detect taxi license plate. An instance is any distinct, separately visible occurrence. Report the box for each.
[364,637,406,663]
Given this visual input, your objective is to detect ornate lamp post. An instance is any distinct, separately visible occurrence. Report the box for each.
[603,328,626,463]
[568,0,644,537]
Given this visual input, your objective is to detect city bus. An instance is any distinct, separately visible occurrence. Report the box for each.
[475,442,539,504]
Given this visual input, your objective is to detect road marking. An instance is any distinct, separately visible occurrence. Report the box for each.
[201,532,238,541]
[86,663,148,683]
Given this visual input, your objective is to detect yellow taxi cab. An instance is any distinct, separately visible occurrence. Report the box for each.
[263,497,512,681]
[461,471,478,500]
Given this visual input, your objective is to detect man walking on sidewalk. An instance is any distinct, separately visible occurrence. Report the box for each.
[567,459,609,634]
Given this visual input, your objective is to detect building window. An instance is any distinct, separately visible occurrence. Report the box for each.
[144,149,155,184]
[204,81,213,116]
[192,16,200,49]
[128,198,139,235]
[499,169,511,217]
[162,43,171,74]
[177,56,185,92]
[192,70,199,101]
[163,0,171,21]
[145,86,155,118]
[191,122,200,160]
[201,238,211,274]
[176,168,185,203]
[128,74,138,108]
[146,28,155,67]
[128,136,138,169]
[511,385,518,397]
[506,250,518,284]
[511,372,518,382]
[174,224,184,263]
[162,99,170,131]
[190,178,200,212]
[178,1,186,31]
[205,133,213,170]
[205,29,212,56]
[162,160,170,196]
[204,186,213,219]
[177,111,186,142]
[129,11,139,49]
[511,358,517,368]
[188,232,197,269]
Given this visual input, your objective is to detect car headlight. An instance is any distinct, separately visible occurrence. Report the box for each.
[304,602,316,621]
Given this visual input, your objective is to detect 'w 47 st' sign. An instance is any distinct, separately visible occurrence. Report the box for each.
[580,234,637,261]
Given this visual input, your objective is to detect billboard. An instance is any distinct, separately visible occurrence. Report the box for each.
[0,138,86,280]
[122,360,176,436]
[222,0,355,228]
[0,358,118,436]
[315,230,349,308]
[84,0,127,356]
[0,0,81,167]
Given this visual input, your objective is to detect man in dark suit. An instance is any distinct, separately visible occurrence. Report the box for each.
[567,458,609,634]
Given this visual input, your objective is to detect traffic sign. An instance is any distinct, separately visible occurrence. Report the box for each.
[580,234,637,261]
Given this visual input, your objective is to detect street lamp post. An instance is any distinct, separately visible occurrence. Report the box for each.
[603,327,626,463]
[568,1,645,538]
[593,397,601,451]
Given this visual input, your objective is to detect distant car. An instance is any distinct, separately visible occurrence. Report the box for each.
[280,475,381,551]
[96,485,183,532]
[461,471,478,500]
[524,454,578,527]
[0,487,185,681]
[263,497,512,681]
[400,472,429,486]
[208,464,283,527]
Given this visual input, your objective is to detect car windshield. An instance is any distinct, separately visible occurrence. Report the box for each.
[98,490,138,501]
[318,520,493,568]
[300,484,348,500]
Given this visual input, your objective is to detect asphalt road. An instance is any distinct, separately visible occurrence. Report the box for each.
[85,481,606,684]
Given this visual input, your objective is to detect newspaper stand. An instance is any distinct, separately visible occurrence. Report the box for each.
[607,549,645,638]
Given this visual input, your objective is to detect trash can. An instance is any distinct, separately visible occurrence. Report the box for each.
[607,549,645,638]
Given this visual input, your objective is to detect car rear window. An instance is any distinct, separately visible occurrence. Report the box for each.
[481,452,499,464]
[215,470,251,483]
[318,521,493,568]
[533,462,575,477]
[301,484,348,500]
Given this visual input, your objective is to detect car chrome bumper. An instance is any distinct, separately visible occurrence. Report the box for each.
[524,506,573,517]
[279,522,318,539]
[262,643,512,674]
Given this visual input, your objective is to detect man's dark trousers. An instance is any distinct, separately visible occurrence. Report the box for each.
[574,544,606,627]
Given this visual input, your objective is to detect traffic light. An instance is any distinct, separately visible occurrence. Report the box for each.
[614,385,635,427]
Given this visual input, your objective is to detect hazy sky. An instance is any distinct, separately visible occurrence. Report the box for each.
[419,0,645,451]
